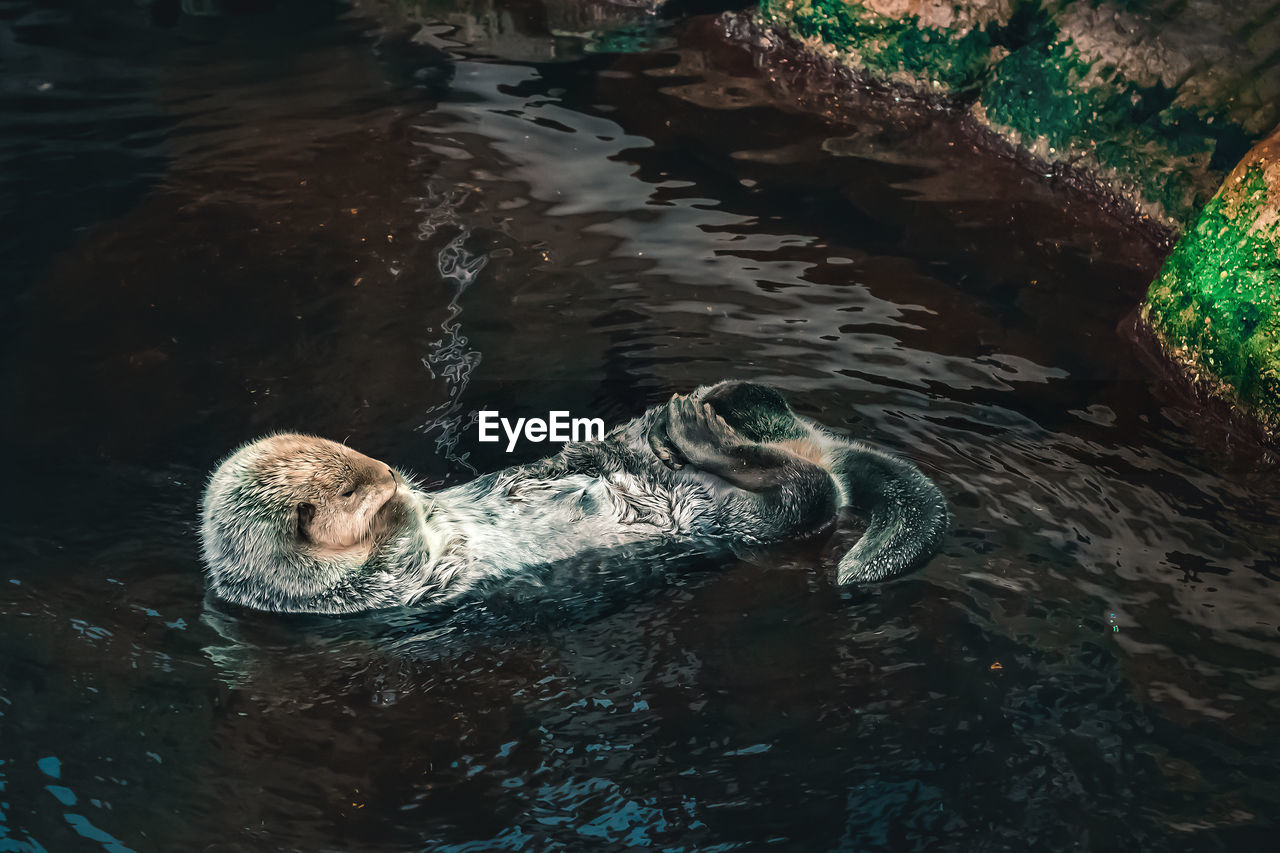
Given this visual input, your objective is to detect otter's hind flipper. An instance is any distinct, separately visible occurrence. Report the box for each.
[663,394,838,536]
[663,395,803,493]
[696,380,808,443]
[648,381,804,470]
[698,382,949,581]
[646,381,948,580]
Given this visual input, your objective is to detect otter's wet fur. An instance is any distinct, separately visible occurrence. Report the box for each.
[200,381,948,614]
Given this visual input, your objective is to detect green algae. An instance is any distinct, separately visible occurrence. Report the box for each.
[980,40,1092,149]
[760,0,995,90]
[978,36,1229,223]
[578,23,662,54]
[1143,166,1280,431]
[1007,65,1251,220]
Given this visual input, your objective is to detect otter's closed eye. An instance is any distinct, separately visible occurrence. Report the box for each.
[341,487,355,498]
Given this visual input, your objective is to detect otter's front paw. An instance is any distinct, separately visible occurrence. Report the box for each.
[647,409,687,470]
[665,394,745,468]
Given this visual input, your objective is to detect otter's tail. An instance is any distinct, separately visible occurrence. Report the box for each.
[826,442,948,583]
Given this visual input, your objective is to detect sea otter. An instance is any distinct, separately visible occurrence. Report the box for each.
[200,381,948,614]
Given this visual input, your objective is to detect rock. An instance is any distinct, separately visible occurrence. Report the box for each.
[757,0,1279,229]
[757,0,1280,436]
[1142,127,1280,436]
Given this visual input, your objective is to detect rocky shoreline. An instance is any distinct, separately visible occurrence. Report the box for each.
[738,0,1280,439]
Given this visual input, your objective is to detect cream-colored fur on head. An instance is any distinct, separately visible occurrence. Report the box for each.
[200,433,410,613]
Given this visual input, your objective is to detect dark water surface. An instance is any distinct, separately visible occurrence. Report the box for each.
[3,1,1280,850]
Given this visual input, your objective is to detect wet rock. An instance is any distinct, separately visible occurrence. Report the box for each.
[1142,127,1280,437]
[756,0,1280,437]
[756,0,1277,230]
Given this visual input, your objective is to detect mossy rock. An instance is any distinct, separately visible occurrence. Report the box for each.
[757,0,1277,229]
[761,0,1001,90]
[758,0,1280,434]
[1142,130,1280,435]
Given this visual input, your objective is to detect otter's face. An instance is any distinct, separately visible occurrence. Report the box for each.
[248,435,402,556]
[201,434,414,612]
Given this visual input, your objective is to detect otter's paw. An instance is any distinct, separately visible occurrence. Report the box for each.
[647,410,687,470]
[665,394,746,467]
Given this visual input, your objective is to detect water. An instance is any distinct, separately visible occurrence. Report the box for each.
[2,1,1279,850]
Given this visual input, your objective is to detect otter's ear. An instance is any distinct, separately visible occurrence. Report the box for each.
[296,502,316,538]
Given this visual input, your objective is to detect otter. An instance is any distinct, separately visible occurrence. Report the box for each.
[200,381,948,614]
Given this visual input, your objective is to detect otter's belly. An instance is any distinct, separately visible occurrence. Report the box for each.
[435,472,702,572]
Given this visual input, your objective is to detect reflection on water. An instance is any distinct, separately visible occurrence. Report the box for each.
[420,227,486,474]
[2,0,1279,850]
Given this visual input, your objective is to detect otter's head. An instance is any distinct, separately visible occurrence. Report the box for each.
[200,434,410,613]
